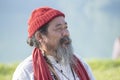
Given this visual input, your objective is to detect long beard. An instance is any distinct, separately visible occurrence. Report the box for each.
[54,37,74,65]
[45,36,75,65]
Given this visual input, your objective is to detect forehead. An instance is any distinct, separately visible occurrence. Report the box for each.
[48,16,66,28]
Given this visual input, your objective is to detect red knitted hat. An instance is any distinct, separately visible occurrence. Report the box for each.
[28,7,65,38]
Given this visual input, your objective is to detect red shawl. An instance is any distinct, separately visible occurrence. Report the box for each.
[32,48,90,80]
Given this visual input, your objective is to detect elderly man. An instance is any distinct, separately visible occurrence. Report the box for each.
[12,6,95,80]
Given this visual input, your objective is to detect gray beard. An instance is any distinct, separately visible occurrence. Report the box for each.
[45,36,76,66]
[54,43,74,66]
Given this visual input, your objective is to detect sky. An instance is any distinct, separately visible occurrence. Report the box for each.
[0,0,120,63]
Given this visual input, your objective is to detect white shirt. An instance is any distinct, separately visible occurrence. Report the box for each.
[12,55,95,80]
[47,56,79,80]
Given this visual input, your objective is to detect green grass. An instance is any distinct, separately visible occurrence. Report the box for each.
[0,59,120,80]
[0,63,18,80]
[88,59,120,80]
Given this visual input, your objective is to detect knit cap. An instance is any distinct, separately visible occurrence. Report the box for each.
[28,7,65,38]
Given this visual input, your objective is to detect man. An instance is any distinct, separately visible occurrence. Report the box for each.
[12,6,95,80]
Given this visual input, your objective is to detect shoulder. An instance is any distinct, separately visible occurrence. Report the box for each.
[12,55,34,80]
[75,54,89,68]
[75,53,95,80]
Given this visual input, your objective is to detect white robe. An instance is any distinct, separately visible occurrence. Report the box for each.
[12,55,95,80]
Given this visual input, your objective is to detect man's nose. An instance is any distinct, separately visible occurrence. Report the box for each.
[62,29,69,37]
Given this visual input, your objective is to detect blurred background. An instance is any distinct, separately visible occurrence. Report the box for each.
[0,0,120,63]
[0,0,120,80]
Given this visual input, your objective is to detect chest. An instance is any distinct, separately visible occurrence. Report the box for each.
[51,62,80,80]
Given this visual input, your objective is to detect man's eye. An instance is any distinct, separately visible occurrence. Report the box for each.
[65,26,68,29]
[54,28,62,31]
[57,28,62,31]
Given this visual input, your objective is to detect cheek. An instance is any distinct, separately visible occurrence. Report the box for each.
[51,36,59,44]
[51,36,61,47]
[55,34,61,42]
[47,32,62,45]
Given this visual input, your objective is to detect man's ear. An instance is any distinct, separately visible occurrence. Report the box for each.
[35,31,43,43]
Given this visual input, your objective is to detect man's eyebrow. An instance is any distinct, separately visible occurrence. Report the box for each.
[55,22,67,27]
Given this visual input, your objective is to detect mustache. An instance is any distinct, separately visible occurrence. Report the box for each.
[60,36,71,45]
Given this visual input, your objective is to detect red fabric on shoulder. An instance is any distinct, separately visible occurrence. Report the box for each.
[32,48,52,80]
[72,55,90,80]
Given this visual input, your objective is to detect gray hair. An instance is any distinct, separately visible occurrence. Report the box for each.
[27,35,40,48]
[27,24,49,48]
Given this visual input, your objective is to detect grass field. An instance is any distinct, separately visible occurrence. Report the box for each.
[0,59,120,80]
[88,59,120,80]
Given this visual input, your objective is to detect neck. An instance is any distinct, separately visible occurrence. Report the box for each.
[40,48,58,60]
